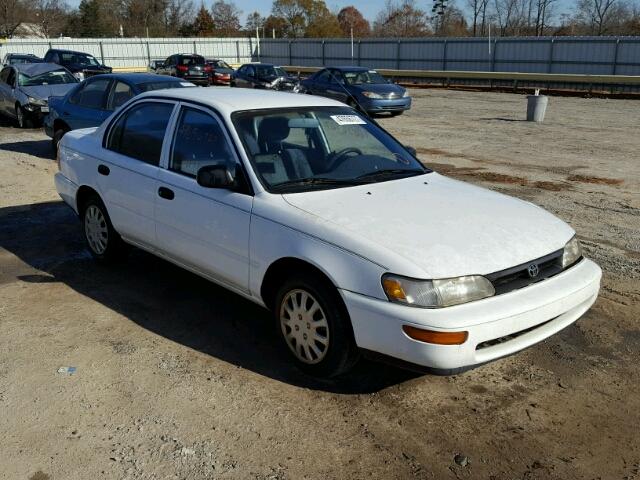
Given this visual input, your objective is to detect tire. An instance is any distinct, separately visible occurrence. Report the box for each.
[275,272,359,377]
[80,195,126,263]
[390,111,404,117]
[15,104,32,129]
[52,127,68,153]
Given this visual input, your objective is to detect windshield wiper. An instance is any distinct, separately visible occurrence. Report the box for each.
[355,169,425,182]
[270,177,364,192]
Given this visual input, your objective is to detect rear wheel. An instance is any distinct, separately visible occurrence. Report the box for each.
[81,195,126,263]
[52,126,68,153]
[275,272,359,377]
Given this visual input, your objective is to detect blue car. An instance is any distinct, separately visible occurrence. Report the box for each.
[299,66,411,116]
[45,73,195,149]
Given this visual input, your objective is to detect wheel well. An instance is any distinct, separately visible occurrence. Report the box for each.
[53,119,70,133]
[260,257,336,311]
[75,186,100,216]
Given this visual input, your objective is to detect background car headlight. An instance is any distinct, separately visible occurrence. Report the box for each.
[362,91,383,99]
[73,72,85,81]
[402,90,410,98]
[28,96,47,106]
[562,235,582,268]
[382,274,495,308]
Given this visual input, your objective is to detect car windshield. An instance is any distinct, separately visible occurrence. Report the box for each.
[233,107,428,193]
[10,57,41,65]
[180,56,204,66]
[343,70,388,85]
[211,60,231,69]
[256,65,286,78]
[136,81,194,92]
[60,53,100,66]
[18,69,77,86]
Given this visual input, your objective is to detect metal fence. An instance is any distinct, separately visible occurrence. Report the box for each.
[256,36,640,76]
[2,35,639,76]
[0,37,253,68]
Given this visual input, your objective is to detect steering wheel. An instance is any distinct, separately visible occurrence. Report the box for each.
[326,147,363,171]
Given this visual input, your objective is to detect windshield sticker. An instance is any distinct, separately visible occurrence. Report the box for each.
[330,115,367,125]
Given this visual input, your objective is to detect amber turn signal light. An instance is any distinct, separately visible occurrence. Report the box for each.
[402,325,468,345]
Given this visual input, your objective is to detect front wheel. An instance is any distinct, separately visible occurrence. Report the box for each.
[81,195,126,263]
[275,273,359,377]
[15,104,32,128]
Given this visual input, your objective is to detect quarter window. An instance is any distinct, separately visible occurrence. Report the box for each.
[107,102,174,165]
[69,78,111,109]
[170,107,235,177]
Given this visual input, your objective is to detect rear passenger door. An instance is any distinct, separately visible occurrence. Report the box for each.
[98,100,177,249]
[66,77,113,129]
[155,103,252,292]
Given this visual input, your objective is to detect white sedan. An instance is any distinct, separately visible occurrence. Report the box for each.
[54,88,602,377]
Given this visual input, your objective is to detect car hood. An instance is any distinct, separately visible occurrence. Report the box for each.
[352,83,405,95]
[21,84,77,100]
[64,64,111,73]
[282,173,574,278]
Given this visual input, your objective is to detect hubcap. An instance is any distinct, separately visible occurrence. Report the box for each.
[280,289,329,364]
[84,205,108,255]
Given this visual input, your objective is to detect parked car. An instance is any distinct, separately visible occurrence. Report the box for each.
[43,48,112,81]
[148,60,164,72]
[205,59,234,85]
[2,53,43,66]
[299,66,411,116]
[45,73,194,150]
[54,88,601,377]
[156,54,210,86]
[0,62,77,128]
[231,63,296,90]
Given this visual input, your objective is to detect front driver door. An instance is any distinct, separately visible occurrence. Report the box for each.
[155,103,252,293]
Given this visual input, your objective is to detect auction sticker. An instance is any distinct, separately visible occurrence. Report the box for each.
[330,115,367,125]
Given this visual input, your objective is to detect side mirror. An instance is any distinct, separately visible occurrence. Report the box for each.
[197,165,234,189]
[405,146,417,157]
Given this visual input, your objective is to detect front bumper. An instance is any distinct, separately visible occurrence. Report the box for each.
[361,97,412,113]
[342,258,601,370]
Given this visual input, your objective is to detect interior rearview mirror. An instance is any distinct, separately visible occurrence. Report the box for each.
[197,165,235,189]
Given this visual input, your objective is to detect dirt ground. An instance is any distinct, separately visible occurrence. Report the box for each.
[1,89,639,480]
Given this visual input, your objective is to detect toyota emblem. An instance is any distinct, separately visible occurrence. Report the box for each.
[527,263,540,278]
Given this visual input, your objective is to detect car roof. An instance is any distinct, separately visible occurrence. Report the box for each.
[14,62,69,75]
[9,53,38,58]
[329,66,372,72]
[137,87,345,115]
[48,49,94,55]
[89,72,183,84]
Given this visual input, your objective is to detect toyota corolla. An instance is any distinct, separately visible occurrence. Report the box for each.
[54,88,601,377]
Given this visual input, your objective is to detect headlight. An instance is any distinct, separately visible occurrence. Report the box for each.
[562,235,582,268]
[402,90,410,98]
[362,91,383,99]
[73,72,85,81]
[382,274,495,308]
[28,96,47,106]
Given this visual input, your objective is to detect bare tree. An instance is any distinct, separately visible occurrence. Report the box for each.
[211,0,241,36]
[575,0,624,34]
[373,0,430,37]
[0,0,30,37]
[467,0,490,35]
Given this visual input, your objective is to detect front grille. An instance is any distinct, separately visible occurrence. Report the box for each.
[486,249,571,295]
[476,317,556,350]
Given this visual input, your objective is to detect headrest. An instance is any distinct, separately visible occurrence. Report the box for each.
[258,117,290,143]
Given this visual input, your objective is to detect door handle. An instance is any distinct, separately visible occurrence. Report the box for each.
[158,186,174,200]
[97,164,110,176]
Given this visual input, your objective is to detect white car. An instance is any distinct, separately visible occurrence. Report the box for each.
[54,88,602,377]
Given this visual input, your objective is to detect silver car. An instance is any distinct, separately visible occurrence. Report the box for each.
[0,62,77,128]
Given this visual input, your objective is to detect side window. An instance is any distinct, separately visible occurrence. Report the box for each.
[316,70,330,83]
[170,107,235,177]
[6,69,15,87]
[108,81,133,110]
[70,78,111,109]
[107,102,175,165]
[246,65,255,77]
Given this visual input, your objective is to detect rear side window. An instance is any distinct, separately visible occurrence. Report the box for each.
[108,81,133,110]
[107,102,174,165]
[69,78,111,109]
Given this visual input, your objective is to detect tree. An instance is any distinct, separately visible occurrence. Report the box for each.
[245,11,264,33]
[211,0,241,36]
[191,3,215,36]
[263,14,288,36]
[0,0,30,37]
[431,2,469,35]
[574,0,625,34]
[163,0,195,36]
[373,0,430,37]
[66,0,122,37]
[337,6,370,37]
[270,0,341,37]
[466,0,489,35]
[32,0,69,38]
